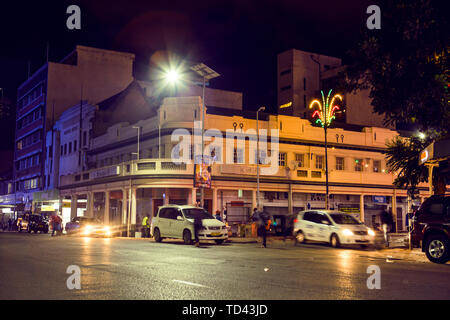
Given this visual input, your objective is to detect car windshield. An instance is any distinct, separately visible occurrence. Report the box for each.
[31,216,42,222]
[330,213,361,225]
[183,209,214,220]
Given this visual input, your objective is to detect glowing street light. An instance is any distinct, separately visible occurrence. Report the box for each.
[165,69,181,83]
[418,132,426,140]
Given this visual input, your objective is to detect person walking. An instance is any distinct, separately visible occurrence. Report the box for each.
[380,210,393,247]
[251,209,270,248]
[142,215,151,238]
[193,215,203,247]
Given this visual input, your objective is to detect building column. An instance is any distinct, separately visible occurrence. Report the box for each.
[131,188,137,225]
[163,188,169,205]
[391,192,397,233]
[251,189,257,211]
[104,191,110,225]
[87,192,94,218]
[212,188,218,214]
[288,184,293,215]
[359,194,365,223]
[70,194,78,220]
[122,189,127,225]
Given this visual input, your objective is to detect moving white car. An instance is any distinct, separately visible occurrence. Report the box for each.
[293,210,376,248]
[151,205,228,245]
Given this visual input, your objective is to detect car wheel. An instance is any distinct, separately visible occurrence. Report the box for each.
[330,234,341,248]
[17,225,22,233]
[153,228,162,243]
[183,230,192,245]
[295,231,306,245]
[215,239,224,245]
[425,234,450,264]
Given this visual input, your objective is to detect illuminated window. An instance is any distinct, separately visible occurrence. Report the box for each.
[295,153,305,167]
[316,155,324,169]
[355,159,363,172]
[373,160,381,173]
[336,157,344,171]
[278,152,287,167]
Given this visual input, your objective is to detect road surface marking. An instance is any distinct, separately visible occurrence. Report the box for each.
[173,280,210,288]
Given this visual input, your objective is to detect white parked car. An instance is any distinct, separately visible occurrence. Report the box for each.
[151,205,228,245]
[293,210,376,248]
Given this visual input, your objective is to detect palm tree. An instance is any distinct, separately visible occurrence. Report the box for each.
[384,134,447,198]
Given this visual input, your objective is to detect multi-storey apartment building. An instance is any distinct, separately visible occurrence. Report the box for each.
[14,46,136,213]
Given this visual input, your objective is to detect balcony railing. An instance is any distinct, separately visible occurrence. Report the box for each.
[59,158,428,189]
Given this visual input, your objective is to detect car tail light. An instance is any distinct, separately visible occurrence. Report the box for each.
[294,219,298,223]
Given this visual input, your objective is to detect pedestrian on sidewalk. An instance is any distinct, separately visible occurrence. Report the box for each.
[193,215,203,247]
[142,214,151,238]
[381,210,393,246]
[251,209,270,248]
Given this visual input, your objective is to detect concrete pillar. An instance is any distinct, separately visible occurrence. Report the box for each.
[131,188,137,225]
[359,194,365,223]
[163,188,169,205]
[87,192,94,217]
[212,188,218,214]
[391,192,397,232]
[104,191,110,225]
[70,194,78,220]
[288,184,293,215]
[251,189,257,211]
[122,189,127,225]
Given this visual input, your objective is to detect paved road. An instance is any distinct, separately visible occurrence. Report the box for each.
[0,232,449,300]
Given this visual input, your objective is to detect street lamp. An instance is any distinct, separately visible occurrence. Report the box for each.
[191,63,220,209]
[164,63,220,208]
[256,106,265,211]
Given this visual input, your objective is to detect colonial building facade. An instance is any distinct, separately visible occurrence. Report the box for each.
[49,93,429,235]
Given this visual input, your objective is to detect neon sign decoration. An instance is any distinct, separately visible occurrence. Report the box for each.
[309,89,343,127]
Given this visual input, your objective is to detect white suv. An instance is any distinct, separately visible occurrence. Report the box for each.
[293,210,376,248]
[151,205,228,245]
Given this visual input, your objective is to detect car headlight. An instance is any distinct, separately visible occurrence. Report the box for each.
[103,226,110,232]
[368,228,375,237]
[342,229,354,236]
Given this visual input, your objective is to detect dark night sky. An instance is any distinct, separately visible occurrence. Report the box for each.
[0,0,375,128]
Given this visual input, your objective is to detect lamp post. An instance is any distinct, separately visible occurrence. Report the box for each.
[310,55,329,210]
[163,63,220,208]
[190,63,220,209]
[256,106,265,210]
